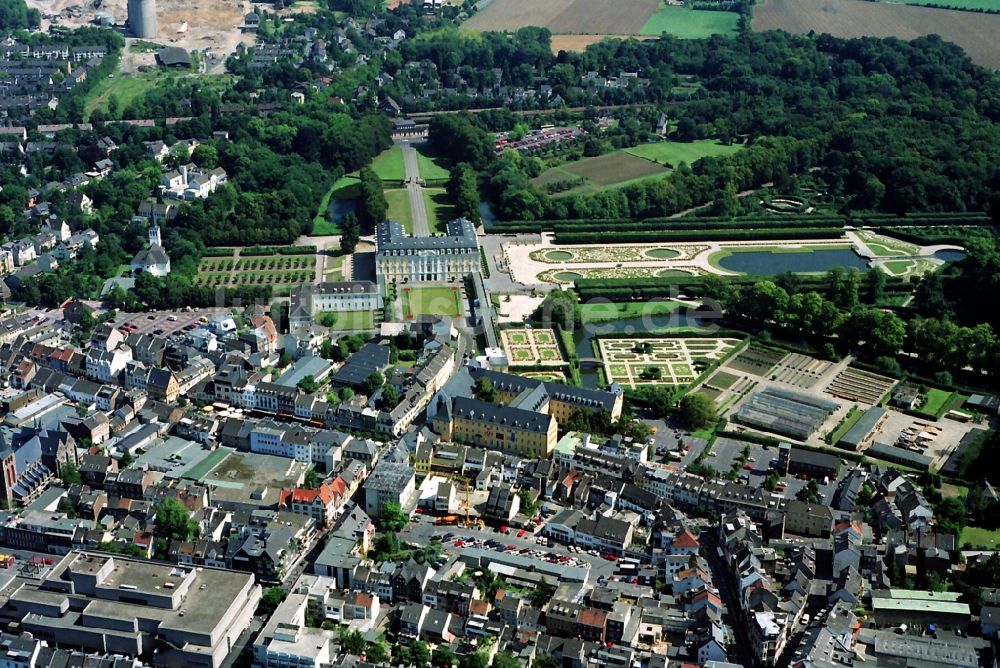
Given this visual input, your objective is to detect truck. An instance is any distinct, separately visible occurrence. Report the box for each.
[435,515,459,526]
[0,554,15,568]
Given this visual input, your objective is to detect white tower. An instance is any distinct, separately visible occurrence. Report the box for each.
[149,224,162,247]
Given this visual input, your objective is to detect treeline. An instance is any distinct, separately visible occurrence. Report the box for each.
[430,31,1000,222]
[557,227,842,244]
[575,270,910,302]
[0,0,40,30]
[447,163,482,224]
[357,168,387,231]
[486,211,994,234]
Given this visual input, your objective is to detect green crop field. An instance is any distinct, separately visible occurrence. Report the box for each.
[625,139,743,166]
[402,286,463,318]
[534,151,668,195]
[371,146,406,182]
[639,5,740,37]
[385,189,413,233]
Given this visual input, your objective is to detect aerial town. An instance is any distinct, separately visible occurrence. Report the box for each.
[0,0,997,667]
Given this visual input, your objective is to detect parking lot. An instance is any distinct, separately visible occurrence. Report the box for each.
[110,308,230,338]
[641,417,709,467]
[399,514,621,582]
[706,438,843,503]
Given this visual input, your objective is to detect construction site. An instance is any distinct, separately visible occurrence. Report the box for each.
[25,0,254,75]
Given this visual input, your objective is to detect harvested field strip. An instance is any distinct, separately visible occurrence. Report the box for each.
[752,0,1000,69]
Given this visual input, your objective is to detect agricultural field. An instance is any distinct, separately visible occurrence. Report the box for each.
[549,34,657,53]
[752,0,1000,69]
[624,140,743,167]
[533,151,668,195]
[465,0,660,34]
[639,4,741,37]
[884,0,1000,9]
[599,337,741,387]
[194,250,316,288]
[501,328,566,365]
[385,189,414,233]
[401,285,463,319]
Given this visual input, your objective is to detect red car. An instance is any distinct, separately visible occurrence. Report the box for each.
[454,540,464,548]
[743,464,753,470]
[414,508,424,514]
[517,529,526,538]
[602,553,618,561]
[499,525,508,533]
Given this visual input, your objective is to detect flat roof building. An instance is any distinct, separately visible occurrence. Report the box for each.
[0,551,261,668]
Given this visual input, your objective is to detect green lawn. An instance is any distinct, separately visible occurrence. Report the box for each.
[625,139,743,167]
[371,146,406,182]
[639,5,741,38]
[317,310,374,330]
[312,183,341,235]
[330,174,361,198]
[385,189,413,233]
[915,388,960,418]
[960,525,1000,549]
[402,286,463,318]
[579,300,682,323]
[416,148,451,183]
[84,70,163,120]
[423,188,458,233]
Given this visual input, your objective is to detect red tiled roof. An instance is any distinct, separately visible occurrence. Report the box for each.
[673,529,700,549]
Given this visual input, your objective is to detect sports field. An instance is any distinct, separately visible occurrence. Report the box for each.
[402,286,463,319]
[625,140,743,166]
[753,0,1000,69]
[639,5,740,37]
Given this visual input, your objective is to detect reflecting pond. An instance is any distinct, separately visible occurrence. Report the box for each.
[718,248,869,275]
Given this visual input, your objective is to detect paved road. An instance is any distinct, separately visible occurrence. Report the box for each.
[401,142,430,236]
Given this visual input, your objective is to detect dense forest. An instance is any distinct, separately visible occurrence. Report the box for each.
[426,31,1000,222]
[0,0,40,30]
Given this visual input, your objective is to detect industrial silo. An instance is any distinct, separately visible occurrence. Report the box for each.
[127,0,157,38]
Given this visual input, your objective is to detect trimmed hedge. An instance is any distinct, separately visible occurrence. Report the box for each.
[557,226,843,244]
[242,245,317,256]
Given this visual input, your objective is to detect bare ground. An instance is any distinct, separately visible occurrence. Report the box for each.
[753,0,1000,69]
